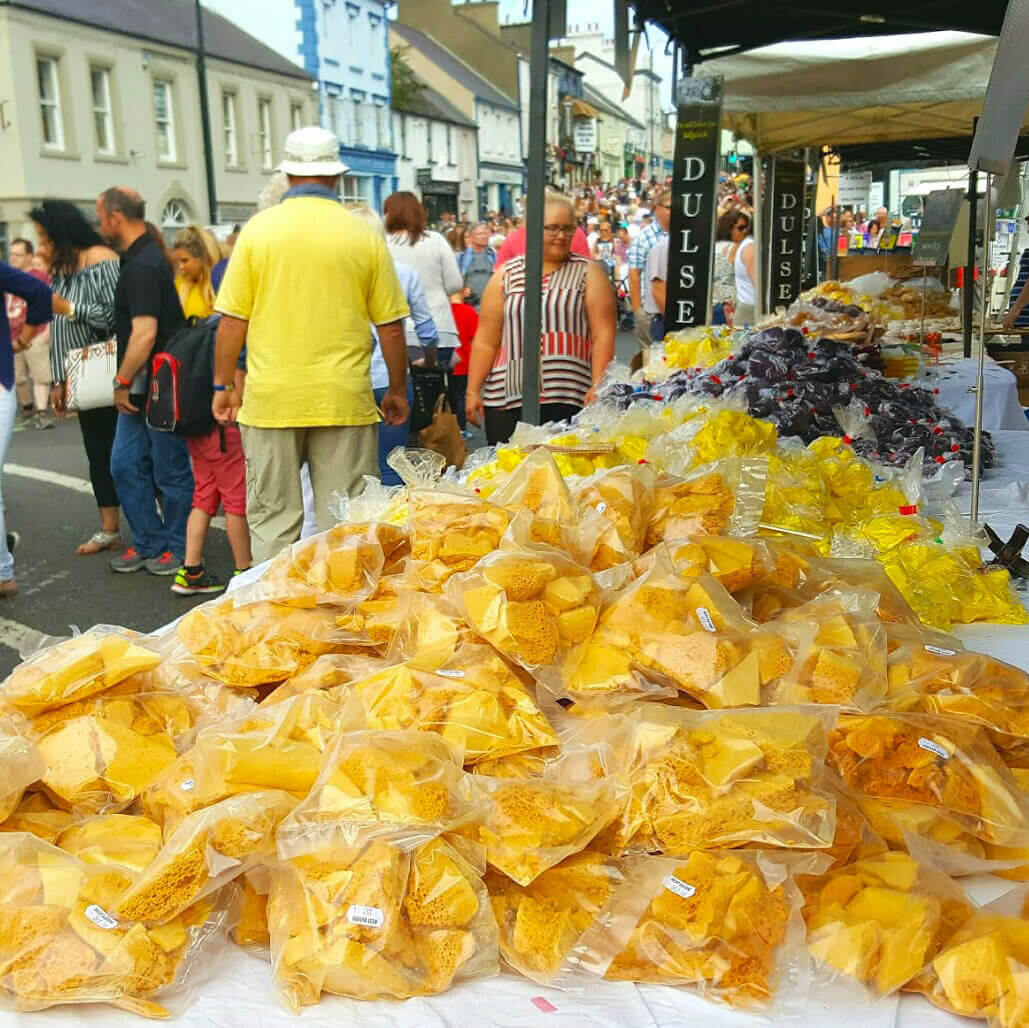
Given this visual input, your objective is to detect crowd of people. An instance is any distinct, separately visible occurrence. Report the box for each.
[0,126,761,604]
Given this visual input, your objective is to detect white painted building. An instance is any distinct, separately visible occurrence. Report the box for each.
[393,76,478,221]
[0,0,315,247]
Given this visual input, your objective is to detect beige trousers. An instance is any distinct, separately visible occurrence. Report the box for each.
[240,423,378,564]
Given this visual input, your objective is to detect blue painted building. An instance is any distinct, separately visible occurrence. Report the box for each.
[295,0,397,209]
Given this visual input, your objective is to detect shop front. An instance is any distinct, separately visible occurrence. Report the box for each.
[415,168,460,224]
[338,147,397,212]
[479,164,525,217]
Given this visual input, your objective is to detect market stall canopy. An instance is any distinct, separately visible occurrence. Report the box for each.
[697,31,1028,151]
[627,0,1009,64]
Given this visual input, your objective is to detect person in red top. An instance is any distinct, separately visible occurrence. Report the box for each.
[495,216,590,268]
[449,288,478,432]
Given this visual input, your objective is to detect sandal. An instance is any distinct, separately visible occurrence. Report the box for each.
[77,530,122,556]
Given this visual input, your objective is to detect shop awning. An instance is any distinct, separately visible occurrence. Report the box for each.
[627,0,1009,65]
[696,31,1029,150]
[568,97,600,119]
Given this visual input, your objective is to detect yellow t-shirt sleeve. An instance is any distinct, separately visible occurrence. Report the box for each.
[367,236,411,326]
[214,232,255,321]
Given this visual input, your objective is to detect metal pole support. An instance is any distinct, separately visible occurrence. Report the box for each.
[519,0,551,426]
[971,171,992,524]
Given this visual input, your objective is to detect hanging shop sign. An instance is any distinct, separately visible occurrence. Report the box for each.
[838,170,872,209]
[767,155,806,308]
[911,188,964,267]
[664,75,723,331]
[573,118,598,153]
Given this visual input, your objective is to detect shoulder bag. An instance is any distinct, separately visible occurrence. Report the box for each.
[65,339,118,411]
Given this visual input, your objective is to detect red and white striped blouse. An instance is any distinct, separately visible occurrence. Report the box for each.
[482,254,593,411]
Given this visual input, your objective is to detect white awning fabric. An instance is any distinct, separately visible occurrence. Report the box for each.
[701,31,1025,151]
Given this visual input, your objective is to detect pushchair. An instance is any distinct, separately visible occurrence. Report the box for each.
[602,258,636,331]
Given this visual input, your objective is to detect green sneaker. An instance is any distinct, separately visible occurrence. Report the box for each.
[170,567,225,596]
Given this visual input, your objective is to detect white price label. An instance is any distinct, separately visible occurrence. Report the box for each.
[595,502,608,515]
[924,645,957,657]
[346,904,384,928]
[436,669,466,679]
[695,607,717,633]
[85,904,118,930]
[180,778,196,791]
[663,875,697,900]
[918,737,950,760]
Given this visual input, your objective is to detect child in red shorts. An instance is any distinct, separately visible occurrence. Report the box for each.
[172,367,251,595]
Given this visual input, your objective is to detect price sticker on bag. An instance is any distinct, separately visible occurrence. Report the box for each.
[180,778,196,791]
[924,645,956,657]
[436,669,466,679]
[918,737,950,760]
[695,607,717,633]
[85,904,118,930]
[663,875,697,899]
[346,904,384,928]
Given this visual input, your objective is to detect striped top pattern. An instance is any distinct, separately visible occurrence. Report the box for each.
[49,259,120,383]
[483,254,593,411]
[1008,248,1029,328]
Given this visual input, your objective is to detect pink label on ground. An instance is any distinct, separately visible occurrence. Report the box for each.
[531,996,557,1013]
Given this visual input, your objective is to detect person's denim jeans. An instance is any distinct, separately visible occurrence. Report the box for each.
[373,381,414,487]
[110,412,194,558]
[0,385,18,580]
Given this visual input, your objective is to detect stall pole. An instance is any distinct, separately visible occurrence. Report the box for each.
[971,171,993,523]
[763,154,776,314]
[963,169,979,358]
[829,196,840,282]
[918,267,928,352]
[520,0,551,426]
[752,154,764,320]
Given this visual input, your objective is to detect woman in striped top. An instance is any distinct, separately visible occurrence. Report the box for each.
[1003,219,1029,331]
[465,194,616,445]
[29,200,123,555]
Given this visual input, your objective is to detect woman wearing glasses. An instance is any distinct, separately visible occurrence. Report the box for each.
[731,211,757,328]
[465,192,616,445]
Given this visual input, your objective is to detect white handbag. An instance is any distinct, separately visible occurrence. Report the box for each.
[64,339,117,411]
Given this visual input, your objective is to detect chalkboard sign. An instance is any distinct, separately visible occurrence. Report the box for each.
[767,156,805,308]
[912,189,964,267]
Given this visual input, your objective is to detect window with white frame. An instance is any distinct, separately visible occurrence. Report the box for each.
[326,91,341,138]
[161,199,189,230]
[152,79,176,161]
[222,91,238,165]
[90,67,115,155]
[398,114,407,159]
[375,103,389,149]
[36,56,64,150]
[350,98,363,145]
[341,175,367,204]
[258,97,273,169]
[290,102,304,132]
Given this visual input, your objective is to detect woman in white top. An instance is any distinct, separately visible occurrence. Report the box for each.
[384,191,463,365]
[732,212,756,328]
[711,208,742,325]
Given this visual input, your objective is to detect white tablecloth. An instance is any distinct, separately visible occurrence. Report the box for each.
[932,357,1028,432]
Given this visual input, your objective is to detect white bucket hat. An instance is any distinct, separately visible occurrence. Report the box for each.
[278,126,347,177]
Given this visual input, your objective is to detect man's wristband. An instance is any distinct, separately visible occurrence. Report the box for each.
[213,383,235,393]
[114,375,131,389]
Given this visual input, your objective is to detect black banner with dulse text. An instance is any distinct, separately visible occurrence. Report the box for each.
[663,76,723,331]
[768,156,806,309]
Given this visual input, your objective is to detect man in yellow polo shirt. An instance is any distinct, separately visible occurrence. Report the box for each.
[213,126,410,562]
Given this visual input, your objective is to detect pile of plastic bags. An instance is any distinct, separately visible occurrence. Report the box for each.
[2,446,1029,1023]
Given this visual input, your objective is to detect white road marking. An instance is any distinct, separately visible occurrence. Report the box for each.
[5,463,225,529]
[0,614,51,657]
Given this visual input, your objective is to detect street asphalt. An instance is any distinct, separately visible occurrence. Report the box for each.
[0,327,639,678]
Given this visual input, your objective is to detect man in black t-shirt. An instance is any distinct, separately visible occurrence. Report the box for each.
[97,187,193,576]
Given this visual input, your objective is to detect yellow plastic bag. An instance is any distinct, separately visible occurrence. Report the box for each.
[2,629,161,716]
[343,645,557,766]
[571,464,657,571]
[802,851,972,997]
[0,720,44,822]
[828,712,1029,847]
[268,835,497,1007]
[476,746,625,885]
[448,543,601,688]
[408,489,510,592]
[604,704,836,854]
[0,791,75,843]
[486,849,625,983]
[114,789,297,925]
[0,832,233,1018]
[56,814,163,875]
[579,849,823,1012]
[278,730,480,853]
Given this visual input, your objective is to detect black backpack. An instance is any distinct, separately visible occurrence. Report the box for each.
[146,317,217,437]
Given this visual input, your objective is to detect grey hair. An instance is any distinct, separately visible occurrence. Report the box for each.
[256,171,290,212]
[346,204,386,238]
